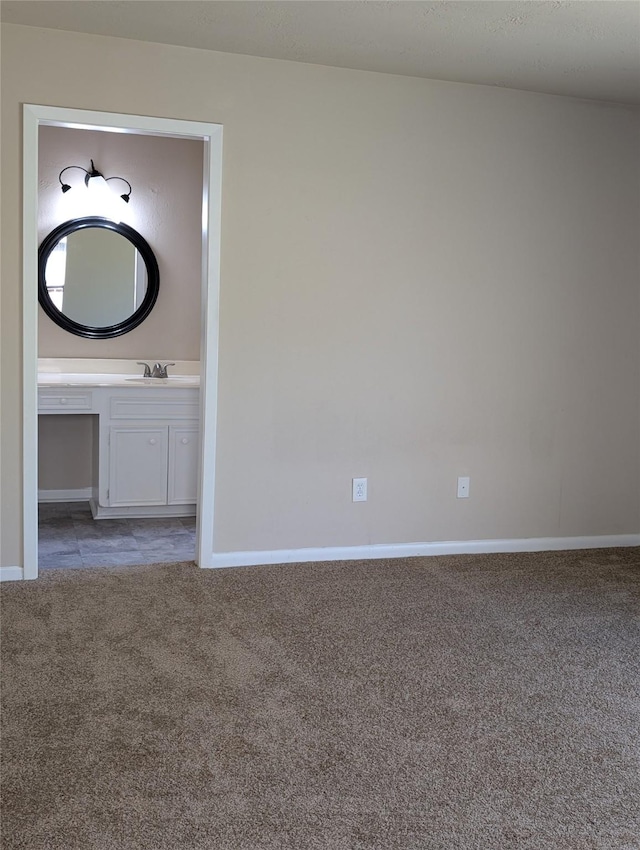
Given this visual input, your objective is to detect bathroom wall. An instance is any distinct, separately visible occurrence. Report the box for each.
[38,416,94,494]
[38,126,203,493]
[2,24,639,567]
[38,125,204,359]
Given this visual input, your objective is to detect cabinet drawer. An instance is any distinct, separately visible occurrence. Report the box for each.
[109,394,199,420]
[38,389,93,412]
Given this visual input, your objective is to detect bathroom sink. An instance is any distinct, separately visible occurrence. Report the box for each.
[37,361,201,389]
[124,376,199,386]
[38,373,199,387]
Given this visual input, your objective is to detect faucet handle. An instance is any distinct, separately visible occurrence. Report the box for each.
[136,362,152,377]
[152,362,176,378]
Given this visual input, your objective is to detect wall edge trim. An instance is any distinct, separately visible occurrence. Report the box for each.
[0,567,25,582]
[203,534,640,569]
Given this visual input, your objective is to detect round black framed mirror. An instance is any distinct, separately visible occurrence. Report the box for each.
[38,216,160,339]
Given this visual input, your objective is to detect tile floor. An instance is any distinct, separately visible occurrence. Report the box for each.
[38,501,196,570]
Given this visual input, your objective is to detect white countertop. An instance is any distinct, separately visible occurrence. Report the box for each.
[38,373,200,388]
[37,359,200,388]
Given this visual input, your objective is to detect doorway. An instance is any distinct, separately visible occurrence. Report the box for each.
[23,106,223,579]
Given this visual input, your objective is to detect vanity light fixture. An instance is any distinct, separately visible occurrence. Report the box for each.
[58,159,132,203]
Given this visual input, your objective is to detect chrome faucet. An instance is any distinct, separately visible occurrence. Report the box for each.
[151,362,175,378]
[136,361,175,378]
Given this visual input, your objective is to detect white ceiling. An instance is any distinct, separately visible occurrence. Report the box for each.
[2,0,639,104]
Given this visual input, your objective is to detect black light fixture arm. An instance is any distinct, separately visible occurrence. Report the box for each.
[105,175,132,203]
[57,159,132,202]
[58,164,90,194]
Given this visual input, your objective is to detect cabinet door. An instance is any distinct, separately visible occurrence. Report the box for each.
[167,426,199,505]
[109,427,168,506]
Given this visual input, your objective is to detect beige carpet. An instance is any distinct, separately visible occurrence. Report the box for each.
[1,548,639,849]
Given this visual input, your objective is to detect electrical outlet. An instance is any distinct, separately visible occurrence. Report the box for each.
[457,476,470,499]
[352,477,367,502]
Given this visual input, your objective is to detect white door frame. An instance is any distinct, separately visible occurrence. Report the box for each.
[22,105,222,579]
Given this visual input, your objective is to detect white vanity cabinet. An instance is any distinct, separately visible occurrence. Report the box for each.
[167,426,199,504]
[108,426,169,507]
[108,424,199,509]
[38,382,200,519]
[98,386,200,517]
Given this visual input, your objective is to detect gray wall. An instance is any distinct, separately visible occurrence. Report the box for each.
[2,23,639,564]
[38,416,93,492]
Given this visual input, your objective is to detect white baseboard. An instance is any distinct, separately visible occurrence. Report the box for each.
[3,536,637,581]
[38,487,92,503]
[89,498,196,520]
[0,567,25,582]
[203,534,640,570]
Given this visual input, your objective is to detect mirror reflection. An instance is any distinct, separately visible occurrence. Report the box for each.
[44,228,148,327]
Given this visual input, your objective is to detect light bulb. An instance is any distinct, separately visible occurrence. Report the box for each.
[85,173,111,202]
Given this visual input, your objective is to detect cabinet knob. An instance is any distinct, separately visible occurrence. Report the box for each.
[149,438,157,445]
[181,437,189,445]
[59,397,68,405]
